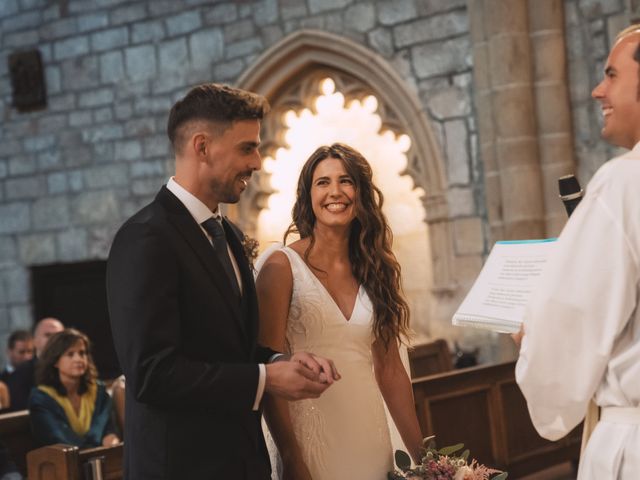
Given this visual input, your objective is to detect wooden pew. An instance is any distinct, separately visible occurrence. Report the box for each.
[412,361,581,478]
[408,338,453,378]
[0,409,123,479]
[0,410,34,475]
[27,443,123,480]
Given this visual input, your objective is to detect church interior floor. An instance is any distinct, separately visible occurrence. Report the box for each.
[518,462,577,480]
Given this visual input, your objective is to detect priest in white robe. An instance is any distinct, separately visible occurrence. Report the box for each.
[515,25,640,480]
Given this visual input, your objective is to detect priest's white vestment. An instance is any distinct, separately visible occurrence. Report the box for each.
[516,144,640,479]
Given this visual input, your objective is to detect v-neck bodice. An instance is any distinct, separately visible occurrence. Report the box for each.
[284,247,367,324]
[282,247,373,327]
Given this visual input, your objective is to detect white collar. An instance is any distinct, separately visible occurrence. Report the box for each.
[166,177,220,224]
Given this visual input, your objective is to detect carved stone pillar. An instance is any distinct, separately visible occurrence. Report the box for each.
[471,0,546,241]
[469,0,503,241]
[528,0,577,236]
[470,0,576,241]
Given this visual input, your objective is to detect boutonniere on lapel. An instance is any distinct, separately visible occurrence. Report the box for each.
[241,234,259,272]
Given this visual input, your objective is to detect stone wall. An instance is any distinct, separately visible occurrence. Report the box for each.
[564,0,631,182]
[0,0,486,363]
[4,0,634,366]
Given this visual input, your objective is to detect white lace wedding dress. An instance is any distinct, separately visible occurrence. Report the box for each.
[260,245,393,480]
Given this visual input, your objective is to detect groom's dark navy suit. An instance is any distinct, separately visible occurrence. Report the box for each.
[107,186,277,479]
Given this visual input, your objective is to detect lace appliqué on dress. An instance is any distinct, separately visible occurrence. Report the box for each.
[285,273,325,352]
[289,399,330,475]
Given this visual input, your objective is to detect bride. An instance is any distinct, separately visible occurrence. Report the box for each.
[255,143,422,480]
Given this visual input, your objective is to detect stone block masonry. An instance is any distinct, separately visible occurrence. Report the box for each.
[0,0,567,364]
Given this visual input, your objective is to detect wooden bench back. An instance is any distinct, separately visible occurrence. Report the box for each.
[408,338,452,378]
[0,409,123,480]
[0,410,34,475]
[27,443,123,480]
[79,443,123,479]
[412,361,581,478]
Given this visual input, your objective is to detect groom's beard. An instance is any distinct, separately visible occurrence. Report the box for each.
[209,172,252,204]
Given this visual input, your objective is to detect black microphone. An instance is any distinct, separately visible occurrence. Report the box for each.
[558,174,583,217]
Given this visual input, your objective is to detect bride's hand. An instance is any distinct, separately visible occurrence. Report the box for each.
[290,351,341,383]
[282,457,313,480]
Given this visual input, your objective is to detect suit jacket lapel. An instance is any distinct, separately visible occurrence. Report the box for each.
[157,187,244,331]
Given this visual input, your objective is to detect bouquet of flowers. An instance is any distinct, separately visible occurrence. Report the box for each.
[388,436,508,480]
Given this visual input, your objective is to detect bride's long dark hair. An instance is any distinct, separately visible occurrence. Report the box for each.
[284,143,410,348]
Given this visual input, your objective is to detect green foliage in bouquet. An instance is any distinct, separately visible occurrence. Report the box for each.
[388,436,508,480]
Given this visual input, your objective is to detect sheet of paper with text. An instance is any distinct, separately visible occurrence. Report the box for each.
[452,239,556,333]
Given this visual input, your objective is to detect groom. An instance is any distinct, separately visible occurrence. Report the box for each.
[107,83,338,479]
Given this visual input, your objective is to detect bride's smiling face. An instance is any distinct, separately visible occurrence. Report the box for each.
[310,157,357,229]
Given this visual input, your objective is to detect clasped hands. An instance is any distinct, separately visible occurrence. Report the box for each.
[265,352,340,401]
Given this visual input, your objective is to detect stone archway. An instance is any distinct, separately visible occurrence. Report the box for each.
[234,29,457,298]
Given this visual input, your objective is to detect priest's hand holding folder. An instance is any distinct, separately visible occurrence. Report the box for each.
[512,174,583,348]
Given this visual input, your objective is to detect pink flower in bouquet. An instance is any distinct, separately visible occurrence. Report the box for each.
[454,465,474,480]
[427,456,457,478]
[452,460,502,480]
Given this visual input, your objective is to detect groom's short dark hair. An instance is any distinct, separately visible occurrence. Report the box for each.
[167,83,269,152]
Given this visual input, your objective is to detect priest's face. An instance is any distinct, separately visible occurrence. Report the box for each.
[592,35,640,149]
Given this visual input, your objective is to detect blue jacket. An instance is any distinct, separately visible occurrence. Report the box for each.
[28,382,114,448]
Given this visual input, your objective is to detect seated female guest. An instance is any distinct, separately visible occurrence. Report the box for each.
[28,329,119,448]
